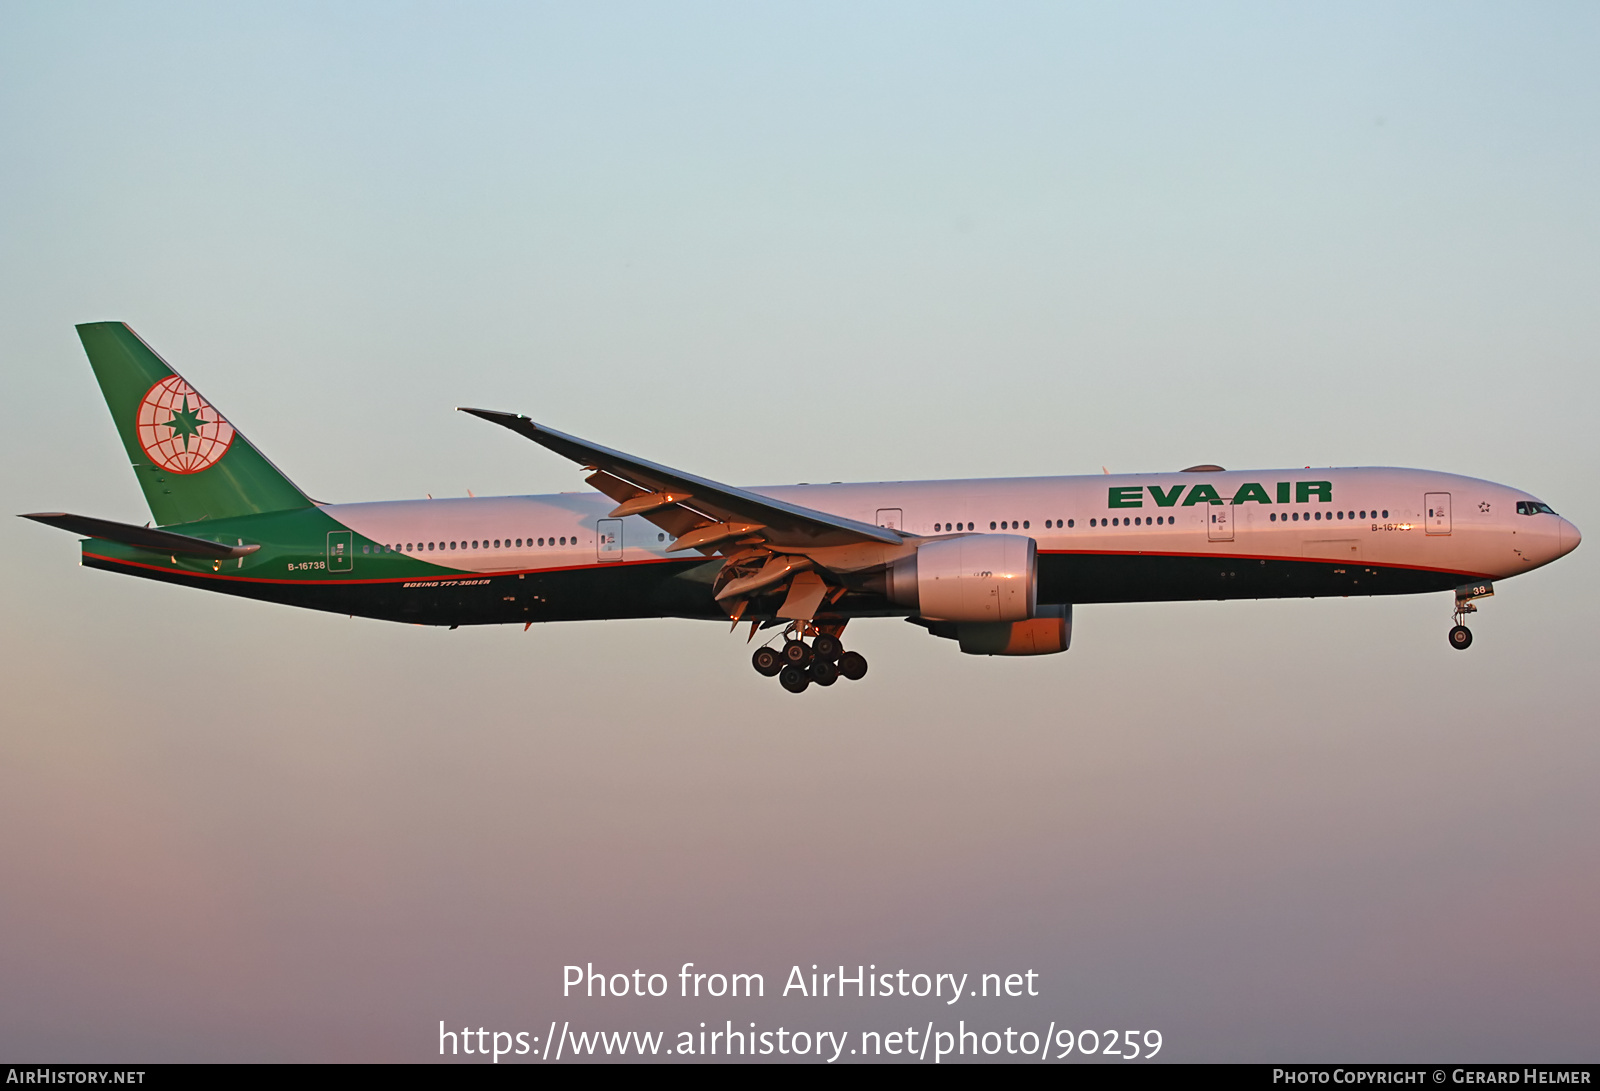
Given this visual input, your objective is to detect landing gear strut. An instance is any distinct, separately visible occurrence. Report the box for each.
[750,622,868,692]
[1449,580,1493,651]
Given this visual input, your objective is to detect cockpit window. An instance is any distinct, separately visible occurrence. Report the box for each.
[1516,500,1558,516]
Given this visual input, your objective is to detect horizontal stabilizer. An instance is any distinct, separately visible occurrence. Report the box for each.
[20,512,260,559]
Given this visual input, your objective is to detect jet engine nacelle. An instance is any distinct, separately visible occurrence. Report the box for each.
[956,604,1072,655]
[909,604,1072,655]
[888,534,1037,622]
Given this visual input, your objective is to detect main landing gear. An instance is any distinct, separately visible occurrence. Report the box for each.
[1448,580,1494,651]
[751,623,868,693]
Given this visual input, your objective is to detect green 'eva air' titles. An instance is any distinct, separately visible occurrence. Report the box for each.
[1109,481,1334,507]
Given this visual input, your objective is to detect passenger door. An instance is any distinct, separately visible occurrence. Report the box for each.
[326,530,353,572]
[1425,493,1451,535]
[596,518,623,561]
[1207,504,1234,541]
[875,508,903,531]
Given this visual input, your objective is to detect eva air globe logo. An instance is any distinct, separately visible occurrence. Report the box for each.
[135,376,235,473]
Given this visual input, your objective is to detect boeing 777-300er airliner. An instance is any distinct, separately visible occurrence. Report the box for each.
[25,323,1582,693]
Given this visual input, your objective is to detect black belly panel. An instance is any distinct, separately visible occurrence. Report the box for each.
[1037,551,1463,604]
[84,555,725,626]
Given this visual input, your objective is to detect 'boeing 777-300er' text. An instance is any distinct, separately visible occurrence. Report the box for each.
[25,323,1582,693]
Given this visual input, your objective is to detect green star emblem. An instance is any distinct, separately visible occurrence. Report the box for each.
[162,397,206,450]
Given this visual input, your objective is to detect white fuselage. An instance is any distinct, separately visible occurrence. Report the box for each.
[325,466,1579,589]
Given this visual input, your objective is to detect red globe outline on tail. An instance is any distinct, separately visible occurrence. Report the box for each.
[135,376,235,473]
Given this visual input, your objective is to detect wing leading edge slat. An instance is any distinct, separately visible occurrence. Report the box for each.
[458,408,903,549]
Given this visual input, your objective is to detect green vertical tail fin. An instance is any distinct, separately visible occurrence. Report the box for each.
[76,322,314,526]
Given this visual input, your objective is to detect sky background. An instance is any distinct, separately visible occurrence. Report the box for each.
[2,1,1597,1062]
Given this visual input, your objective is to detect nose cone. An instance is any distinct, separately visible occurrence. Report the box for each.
[1558,517,1582,558]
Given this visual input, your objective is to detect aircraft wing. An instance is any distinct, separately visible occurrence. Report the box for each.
[460,409,909,623]
[459,409,903,549]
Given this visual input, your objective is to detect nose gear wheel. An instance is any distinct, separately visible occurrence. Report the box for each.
[1448,582,1489,651]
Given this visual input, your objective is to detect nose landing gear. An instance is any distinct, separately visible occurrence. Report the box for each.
[1448,580,1494,651]
[751,622,868,692]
